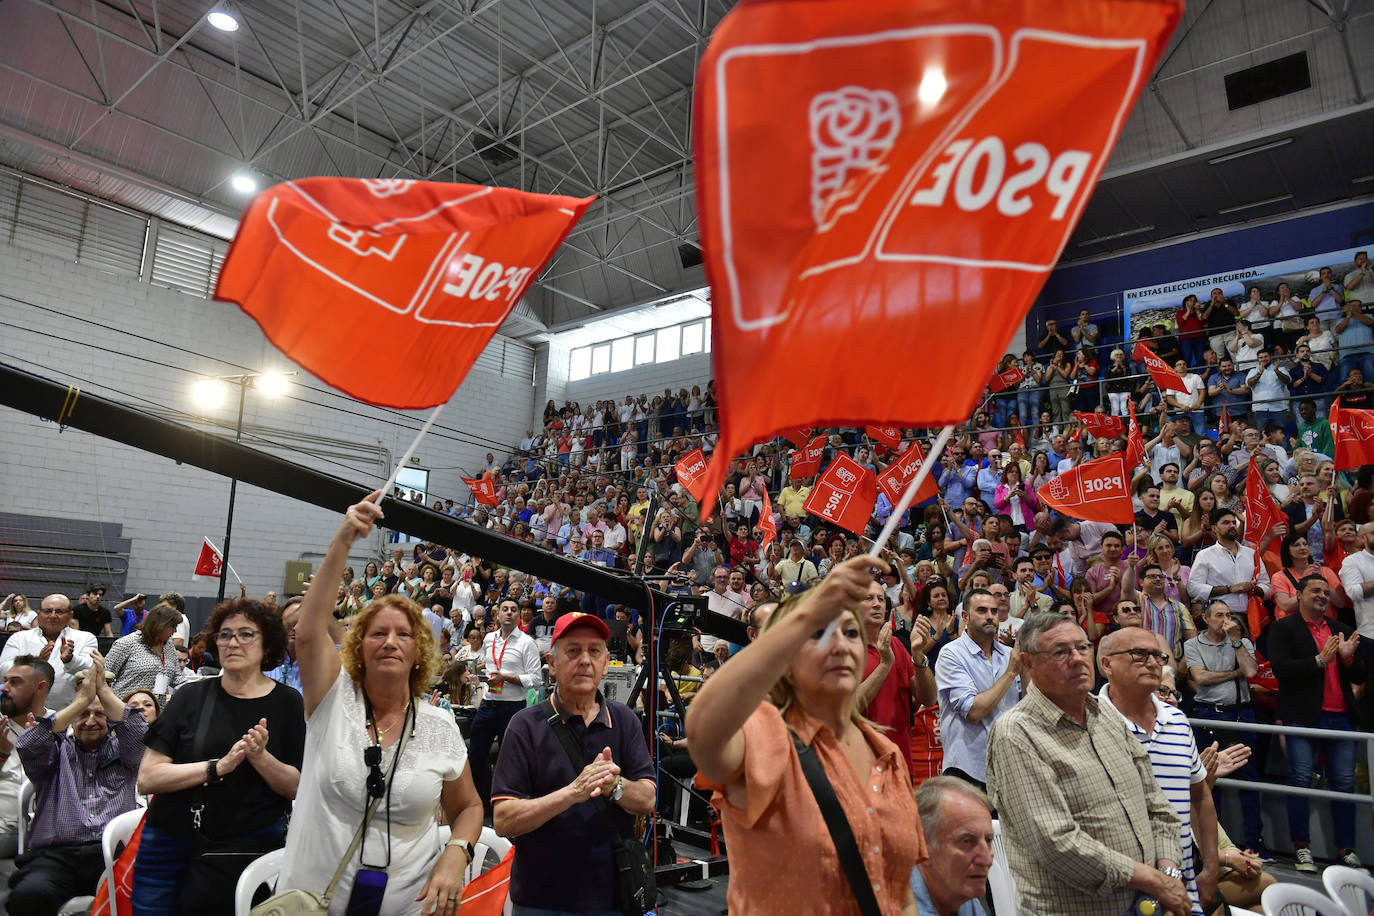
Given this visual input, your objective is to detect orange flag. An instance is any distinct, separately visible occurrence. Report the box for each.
[804,454,878,536]
[987,366,1026,394]
[1036,453,1135,524]
[877,442,939,507]
[463,476,497,506]
[790,435,828,480]
[1329,399,1374,470]
[758,489,778,550]
[1126,401,1145,469]
[675,448,709,491]
[1073,411,1125,438]
[1132,340,1189,394]
[866,425,904,449]
[687,0,1182,508]
[1243,457,1286,551]
[216,178,593,409]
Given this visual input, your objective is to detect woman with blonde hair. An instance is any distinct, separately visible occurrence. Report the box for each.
[686,556,925,914]
[275,493,483,915]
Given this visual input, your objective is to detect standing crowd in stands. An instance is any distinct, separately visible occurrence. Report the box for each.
[2,252,1374,914]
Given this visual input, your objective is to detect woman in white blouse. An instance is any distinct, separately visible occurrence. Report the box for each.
[105,603,187,699]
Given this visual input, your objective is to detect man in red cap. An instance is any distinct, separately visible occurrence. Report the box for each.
[491,612,656,914]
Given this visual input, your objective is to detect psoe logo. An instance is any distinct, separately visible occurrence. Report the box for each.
[1047,476,1069,501]
[362,179,414,198]
[834,467,858,487]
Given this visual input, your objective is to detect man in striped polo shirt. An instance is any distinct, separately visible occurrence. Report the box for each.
[1100,626,1220,915]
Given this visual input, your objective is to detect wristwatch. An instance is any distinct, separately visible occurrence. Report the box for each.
[913,656,930,669]
[205,758,223,786]
[610,776,625,802]
[1161,866,1183,881]
[1231,641,1243,649]
[446,838,475,864]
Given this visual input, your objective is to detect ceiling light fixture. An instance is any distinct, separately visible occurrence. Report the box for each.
[1217,194,1293,216]
[1075,225,1155,247]
[207,10,240,31]
[1206,138,1292,166]
[230,172,257,194]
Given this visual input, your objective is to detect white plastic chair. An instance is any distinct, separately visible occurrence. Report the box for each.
[989,819,1017,905]
[99,809,144,916]
[1323,865,1374,916]
[987,855,1017,916]
[465,826,513,885]
[234,848,285,916]
[16,779,34,854]
[1261,882,1353,916]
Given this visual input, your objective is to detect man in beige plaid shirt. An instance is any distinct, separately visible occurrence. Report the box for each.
[987,612,1191,916]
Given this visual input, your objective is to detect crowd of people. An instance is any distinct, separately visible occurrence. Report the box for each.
[2,260,1373,914]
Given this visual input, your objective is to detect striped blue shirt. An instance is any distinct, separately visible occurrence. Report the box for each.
[1099,686,1207,915]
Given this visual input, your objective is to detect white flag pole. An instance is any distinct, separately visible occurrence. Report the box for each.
[817,423,957,650]
[378,404,445,501]
[205,537,244,585]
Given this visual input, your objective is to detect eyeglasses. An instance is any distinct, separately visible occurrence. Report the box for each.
[1028,642,1093,663]
[1116,605,1140,613]
[1156,686,1180,701]
[1106,648,1171,666]
[214,628,261,644]
[363,745,385,798]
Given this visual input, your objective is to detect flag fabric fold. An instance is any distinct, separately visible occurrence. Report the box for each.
[1132,340,1189,394]
[686,0,1182,508]
[1126,401,1145,470]
[1035,453,1134,524]
[803,454,878,536]
[877,442,939,508]
[1329,399,1374,470]
[866,426,903,449]
[987,367,1026,394]
[1073,411,1125,439]
[790,435,828,481]
[675,448,709,491]
[758,489,778,550]
[463,476,498,506]
[215,178,594,409]
[1243,456,1287,550]
[193,537,223,579]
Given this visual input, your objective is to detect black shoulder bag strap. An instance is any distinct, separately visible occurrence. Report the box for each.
[540,700,624,834]
[790,732,883,916]
[190,678,222,831]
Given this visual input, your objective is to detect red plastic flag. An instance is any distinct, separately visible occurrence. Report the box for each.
[1126,401,1145,469]
[1243,457,1286,548]
[866,425,903,449]
[804,454,878,536]
[1036,453,1134,524]
[758,489,778,550]
[790,435,828,480]
[1329,399,1374,471]
[463,476,498,506]
[1219,405,1231,437]
[1131,340,1189,394]
[1073,411,1125,439]
[215,178,594,409]
[675,448,709,491]
[193,538,223,579]
[877,442,939,507]
[688,0,1181,507]
[987,367,1026,394]
[781,427,814,448]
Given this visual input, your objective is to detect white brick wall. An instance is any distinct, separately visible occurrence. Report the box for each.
[0,242,536,599]
[562,352,713,406]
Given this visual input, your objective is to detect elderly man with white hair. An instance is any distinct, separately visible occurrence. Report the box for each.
[910,776,995,915]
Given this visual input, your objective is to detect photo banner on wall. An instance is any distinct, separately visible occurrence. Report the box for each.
[1121,245,1370,338]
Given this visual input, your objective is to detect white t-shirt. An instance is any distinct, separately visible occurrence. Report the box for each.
[277,671,468,916]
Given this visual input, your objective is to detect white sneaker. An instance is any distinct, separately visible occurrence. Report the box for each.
[1340,849,1367,872]
[1295,847,1318,872]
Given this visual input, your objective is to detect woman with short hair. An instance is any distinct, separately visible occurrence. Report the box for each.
[131,599,305,915]
[105,604,187,699]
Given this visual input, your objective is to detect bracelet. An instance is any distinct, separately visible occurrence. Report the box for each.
[205,758,222,785]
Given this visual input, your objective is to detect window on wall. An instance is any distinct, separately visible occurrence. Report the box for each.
[568,317,712,380]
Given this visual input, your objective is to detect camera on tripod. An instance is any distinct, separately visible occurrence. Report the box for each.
[661,594,709,634]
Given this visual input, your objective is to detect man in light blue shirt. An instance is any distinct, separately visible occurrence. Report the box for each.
[934,590,1022,789]
[910,776,993,916]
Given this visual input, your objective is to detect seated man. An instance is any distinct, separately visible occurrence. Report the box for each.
[9,652,145,915]
[911,776,994,915]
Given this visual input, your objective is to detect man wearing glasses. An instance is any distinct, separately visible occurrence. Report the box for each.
[1184,601,1263,855]
[1099,628,1220,915]
[987,612,1188,916]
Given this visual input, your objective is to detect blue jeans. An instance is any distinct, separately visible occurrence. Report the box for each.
[1017,389,1043,429]
[1284,711,1357,849]
[1253,409,1288,434]
[1181,336,1207,369]
[1191,705,1263,847]
[470,699,528,802]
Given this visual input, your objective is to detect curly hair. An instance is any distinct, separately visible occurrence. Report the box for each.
[340,595,439,698]
[205,599,288,670]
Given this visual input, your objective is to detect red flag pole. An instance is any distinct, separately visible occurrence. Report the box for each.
[379,404,445,501]
[818,423,956,649]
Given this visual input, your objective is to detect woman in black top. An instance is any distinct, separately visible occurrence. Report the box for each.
[130,599,306,915]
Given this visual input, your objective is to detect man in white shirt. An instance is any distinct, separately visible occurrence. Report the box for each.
[1187,509,1270,633]
[1165,359,1207,441]
[1245,349,1292,433]
[1337,522,1374,640]
[702,567,750,656]
[0,595,97,709]
[468,598,545,806]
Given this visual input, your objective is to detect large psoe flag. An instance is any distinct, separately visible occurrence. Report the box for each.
[688,0,1182,506]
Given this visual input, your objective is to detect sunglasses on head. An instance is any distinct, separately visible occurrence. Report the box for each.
[364,744,385,799]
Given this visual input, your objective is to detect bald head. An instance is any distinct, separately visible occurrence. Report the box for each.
[36,594,72,639]
[1360,522,1374,553]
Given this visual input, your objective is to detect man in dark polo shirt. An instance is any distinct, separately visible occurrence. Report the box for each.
[492,612,656,915]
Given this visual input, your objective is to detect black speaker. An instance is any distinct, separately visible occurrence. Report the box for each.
[1224,52,1311,111]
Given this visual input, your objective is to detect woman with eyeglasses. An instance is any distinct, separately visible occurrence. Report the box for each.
[1270,532,1348,620]
[130,599,305,915]
[686,555,926,914]
[275,492,483,916]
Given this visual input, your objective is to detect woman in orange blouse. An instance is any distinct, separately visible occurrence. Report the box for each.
[686,555,926,915]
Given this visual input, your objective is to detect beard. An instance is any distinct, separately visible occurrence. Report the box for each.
[0,695,20,717]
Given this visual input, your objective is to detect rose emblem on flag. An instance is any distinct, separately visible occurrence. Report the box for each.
[1048,476,1069,500]
[809,86,900,230]
[834,466,858,487]
[362,178,414,197]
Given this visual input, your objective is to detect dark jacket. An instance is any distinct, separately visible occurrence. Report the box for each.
[1266,612,1365,725]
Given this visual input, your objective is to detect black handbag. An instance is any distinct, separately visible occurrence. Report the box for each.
[791,732,883,916]
[542,701,656,916]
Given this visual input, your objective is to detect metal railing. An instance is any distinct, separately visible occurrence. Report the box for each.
[1188,716,1374,805]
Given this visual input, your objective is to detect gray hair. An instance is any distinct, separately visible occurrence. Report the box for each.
[1016,611,1075,654]
[916,776,993,845]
